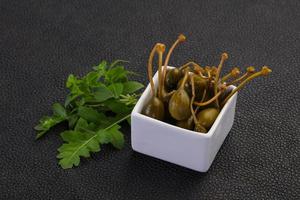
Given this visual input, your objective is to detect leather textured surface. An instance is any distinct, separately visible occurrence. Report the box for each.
[1,0,299,199]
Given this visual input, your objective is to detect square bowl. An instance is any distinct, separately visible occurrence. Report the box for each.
[131,67,237,172]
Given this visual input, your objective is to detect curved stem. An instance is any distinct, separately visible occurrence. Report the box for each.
[204,66,212,80]
[221,68,240,83]
[147,44,159,96]
[190,75,198,125]
[162,34,186,96]
[226,67,255,85]
[191,75,195,99]
[213,53,228,108]
[207,70,211,79]
[215,53,228,84]
[179,71,189,89]
[157,44,165,99]
[157,51,163,99]
[221,73,232,83]
[190,75,206,133]
[179,62,193,70]
[179,61,201,70]
[226,72,248,85]
[221,67,271,106]
[200,88,207,103]
[194,91,222,106]
[199,72,208,79]
[211,66,218,77]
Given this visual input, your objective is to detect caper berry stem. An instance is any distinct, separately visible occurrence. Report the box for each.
[147,43,160,96]
[200,89,207,103]
[207,69,212,79]
[221,67,240,83]
[180,62,206,77]
[190,75,197,122]
[210,66,218,77]
[221,66,272,106]
[179,61,203,72]
[214,53,229,108]
[226,73,247,85]
[226,66,255,85]
[193,90,222,106]
[215,53,228,83]
[190,75,207,133]
[204,66,211,79]
[156,43,166,99]
[179,62,193,70]
[199,72,208,79]
[161,34,186,97]
[221,73,231,83]
[179,70,189,89]
[190,75,206,131]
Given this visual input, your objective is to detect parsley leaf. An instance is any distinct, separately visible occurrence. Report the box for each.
[52,103,67,118]
[35,60,143,169]
[77,106,106,124]
[93,85,114,102]
[108,83,124,98]
[122,81,144,94]
[57,131,100,169]
[35,103,67,139]
[57,114,130,169]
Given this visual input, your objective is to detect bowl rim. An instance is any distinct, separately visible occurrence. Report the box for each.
[132,66,237,138]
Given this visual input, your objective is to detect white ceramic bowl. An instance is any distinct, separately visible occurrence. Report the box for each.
[131,67,237,172]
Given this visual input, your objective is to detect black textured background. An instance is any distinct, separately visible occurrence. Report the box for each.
[1,0,299,199]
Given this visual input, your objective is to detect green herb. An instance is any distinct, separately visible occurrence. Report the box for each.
[35,60,143,169]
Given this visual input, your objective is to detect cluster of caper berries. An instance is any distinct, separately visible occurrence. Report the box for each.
[142,34,272,133]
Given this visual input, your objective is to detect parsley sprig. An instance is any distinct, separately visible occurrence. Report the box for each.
[35,60,143,169]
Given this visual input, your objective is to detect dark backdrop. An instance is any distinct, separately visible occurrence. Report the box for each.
[1,0,299,199]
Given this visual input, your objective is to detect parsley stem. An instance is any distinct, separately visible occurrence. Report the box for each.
[79,114,131,134]
[65,113,132,167]
[104,114,131,131]
[79,127,95,134]
[87,104,105,107]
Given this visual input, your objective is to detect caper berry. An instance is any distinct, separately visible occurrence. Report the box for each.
[196,108,219,129]
[193,75,208,100]
[194,123,207,133]
[177,77,192,96]
[165,68,183,91]
[219,87,234,103]
[142,97,165,121]
[176,116,194,130]
[168,88,191,120]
